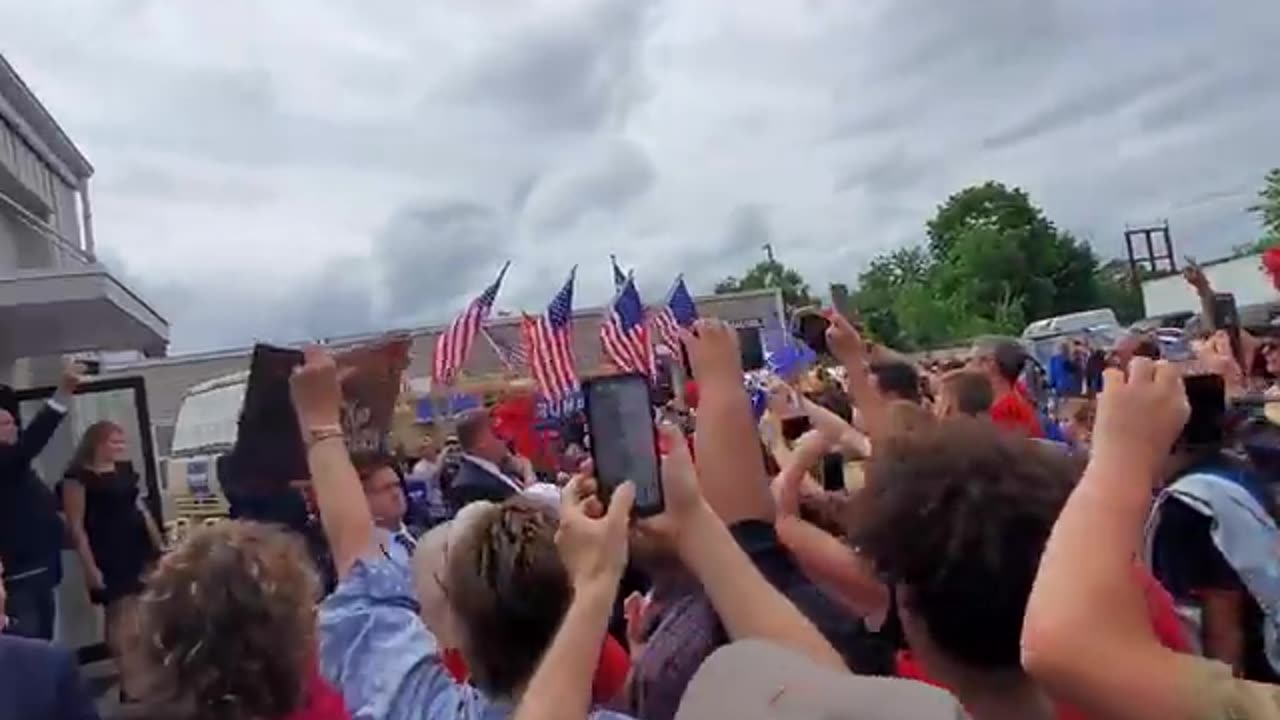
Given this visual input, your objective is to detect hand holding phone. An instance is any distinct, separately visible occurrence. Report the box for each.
[583,374,665,517]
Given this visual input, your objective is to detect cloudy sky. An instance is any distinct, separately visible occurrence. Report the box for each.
[3,0,1278,353]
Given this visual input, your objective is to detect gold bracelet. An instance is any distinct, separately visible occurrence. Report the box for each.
[305,425,345,449]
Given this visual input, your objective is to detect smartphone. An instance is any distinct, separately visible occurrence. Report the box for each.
[583,373,664,517]
[1180,373,1226,448]
[790,307,831,356]
[781,415,813,442]
[1212,292,1243,365]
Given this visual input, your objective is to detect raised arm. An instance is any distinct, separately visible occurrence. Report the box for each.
[515,478,635,720]
[1022,360,1203,720]
[9,365,81,471]
[685,320,774,524]
[289,347,375,579]
[825,312,888,443]
[652,420,845,671]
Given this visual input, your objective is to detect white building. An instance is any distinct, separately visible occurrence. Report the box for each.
[0,53,168,387]
[0,53,168,661]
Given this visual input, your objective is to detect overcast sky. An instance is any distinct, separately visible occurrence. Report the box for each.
[3,0,1278,353]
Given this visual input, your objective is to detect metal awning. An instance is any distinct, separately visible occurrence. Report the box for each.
[0,266,168,358]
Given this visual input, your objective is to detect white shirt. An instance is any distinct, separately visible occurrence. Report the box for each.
[375,524,417,567]
[461,453,523,493]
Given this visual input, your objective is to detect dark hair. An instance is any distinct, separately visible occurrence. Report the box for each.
[455,410,493,454]
[136,521,320,720]
[849,417,1076,670]
[69,420,125,471]
[351,452,400,486]
[870,361,922,404]
[940,370,994,416]
[446,497,570,697]
[990,340,1028,383]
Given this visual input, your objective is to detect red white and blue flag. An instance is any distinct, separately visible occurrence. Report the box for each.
[649,275,699,352]
[600,272,655,376]
[523,268,579,401]
[481,326,527,372]
[432,262,510,386]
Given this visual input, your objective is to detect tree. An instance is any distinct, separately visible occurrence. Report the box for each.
[927,182,1101,323]
[849,181,1109,350]
[1248,167,1280,249]
[715,259,818,312]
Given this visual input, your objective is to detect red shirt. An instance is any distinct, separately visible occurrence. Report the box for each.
[990,390,1044,438]
[442,636,631,704]
[285,663,351,720]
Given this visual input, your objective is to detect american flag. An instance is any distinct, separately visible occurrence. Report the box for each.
[481,326,527,372]
[650,275,699,352]
[432,262,510,385]
[600,272,655,375]
[523,268,579,401]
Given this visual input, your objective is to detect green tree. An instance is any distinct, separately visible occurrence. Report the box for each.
[927,182,1101,323]
[715,259,817,312]
[1249,168,1280,246]
[849,181,1109,350]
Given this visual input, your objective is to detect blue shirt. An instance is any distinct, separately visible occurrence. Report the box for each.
[318,553,634,720]
[1048,354,1082,397]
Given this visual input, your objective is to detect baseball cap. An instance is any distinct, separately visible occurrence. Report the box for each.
[675,639,966,720]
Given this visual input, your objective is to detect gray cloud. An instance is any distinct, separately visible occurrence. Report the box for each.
[372,200,514,326]
[4,0,1280,354]
[523,138,656,231]
[447,0,657,135]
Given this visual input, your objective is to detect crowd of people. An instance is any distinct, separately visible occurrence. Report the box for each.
[3,264,1280,719]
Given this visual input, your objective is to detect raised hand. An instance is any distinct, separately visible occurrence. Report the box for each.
[1092,358,1189,482]
[555,475,634,592]
[57,360,86,395]
[1181,258,1211,294]
[824,310,867,366]
[290,346,344,431]
[680,319,743,387]
[637,424,709,544]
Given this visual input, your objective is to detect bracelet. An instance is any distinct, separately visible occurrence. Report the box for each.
[305,425,345,448]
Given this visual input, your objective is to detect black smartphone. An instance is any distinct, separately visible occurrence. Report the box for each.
[790,307,831,356]
[583,373,664,517]
[1180,373,1226,448]
[1212,292,1243,365]
[781,415,813,442]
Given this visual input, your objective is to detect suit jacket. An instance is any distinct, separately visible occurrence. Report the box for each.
[0,634,100,720]
[0,401,68,580]
[444,457,519,514]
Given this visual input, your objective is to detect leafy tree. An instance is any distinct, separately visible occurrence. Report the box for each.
[849,181,1108,350]
[715,259,817,312]
[1249,168,1280,246]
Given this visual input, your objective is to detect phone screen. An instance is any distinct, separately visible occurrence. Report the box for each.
[1212,292,1243,364]
[584,374,664,517]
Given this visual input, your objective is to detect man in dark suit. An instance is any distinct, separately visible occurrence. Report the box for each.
[0,560,101,720]
[0,366,81,640]
[443,410,523,513]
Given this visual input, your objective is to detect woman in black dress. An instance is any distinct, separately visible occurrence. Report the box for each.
[62,420,164,700]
